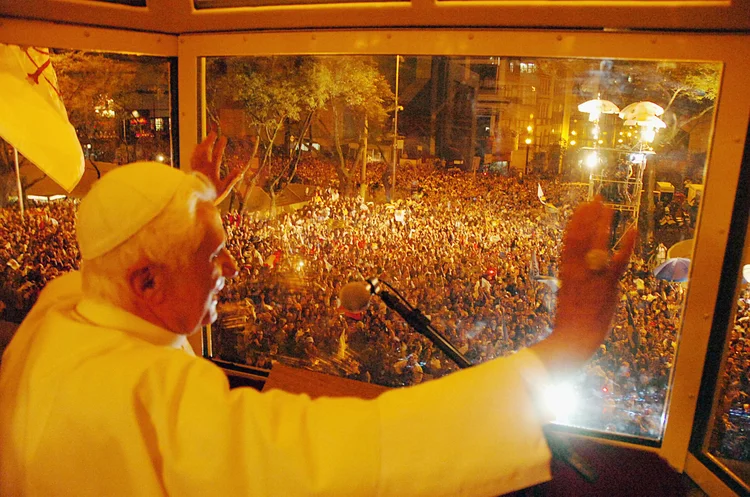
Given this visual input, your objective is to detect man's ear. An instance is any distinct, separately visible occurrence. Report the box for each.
[127,262,167,304]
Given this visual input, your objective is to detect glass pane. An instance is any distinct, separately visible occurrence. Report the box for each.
[204,55,721,443]
[0,47,172,321]
[703,234,750,489]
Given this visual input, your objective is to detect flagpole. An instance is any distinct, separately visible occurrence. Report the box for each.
[13,147,25,220]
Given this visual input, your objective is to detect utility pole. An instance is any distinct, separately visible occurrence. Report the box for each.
[360,115,368,199]
[392,55,401,201]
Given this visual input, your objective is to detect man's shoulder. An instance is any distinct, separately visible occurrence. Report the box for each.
[26,271,83,321]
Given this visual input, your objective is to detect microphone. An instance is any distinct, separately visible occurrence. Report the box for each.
[340,281,374,313]
[340,279,472,369]
[339,277,598,484]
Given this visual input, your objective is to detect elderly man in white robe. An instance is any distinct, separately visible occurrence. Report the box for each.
[0,133,635,497]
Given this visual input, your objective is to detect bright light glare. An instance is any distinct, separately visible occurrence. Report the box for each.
[642,128,656,143]
[155,154,166,162]
[542,382,579,423]
[585,151,598,169]
[630,153,646,164]
[525,138,532,145]
[570,140,576,146]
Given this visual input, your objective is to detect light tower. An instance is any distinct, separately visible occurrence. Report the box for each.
[580,100,665,249]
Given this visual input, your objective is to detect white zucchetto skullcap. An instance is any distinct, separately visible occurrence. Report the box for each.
[77,162,190,260]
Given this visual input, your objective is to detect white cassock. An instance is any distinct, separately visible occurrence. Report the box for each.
[0,272,552,497]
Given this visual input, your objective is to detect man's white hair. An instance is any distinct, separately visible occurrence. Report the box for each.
[81,173,216,305]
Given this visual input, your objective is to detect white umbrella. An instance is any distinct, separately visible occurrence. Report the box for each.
[619,101,664,121]
[623,115,667,129]
[578,99,620,121]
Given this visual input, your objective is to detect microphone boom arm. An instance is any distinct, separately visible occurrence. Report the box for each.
[375,287,472,369]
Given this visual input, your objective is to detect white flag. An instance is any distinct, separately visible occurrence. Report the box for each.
[394,209,406,224]
[537,183,547,205]
[530,251,540,278]
[0,44,84,192]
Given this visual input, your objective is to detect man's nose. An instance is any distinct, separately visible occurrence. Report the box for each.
[220,249,238,278]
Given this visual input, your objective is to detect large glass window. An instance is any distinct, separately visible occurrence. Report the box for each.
[202,54,721,443]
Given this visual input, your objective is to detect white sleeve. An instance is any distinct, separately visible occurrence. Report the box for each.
[141,349,551,497]
[376,348,552,496]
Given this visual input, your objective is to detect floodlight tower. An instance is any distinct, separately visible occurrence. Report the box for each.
[586,146,649,249]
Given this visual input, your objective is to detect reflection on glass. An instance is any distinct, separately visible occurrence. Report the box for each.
[706,274,750,487]
[204,55,720,442]
[50,50,172,166]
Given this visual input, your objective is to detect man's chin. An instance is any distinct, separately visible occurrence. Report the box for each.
[202,309,219,328]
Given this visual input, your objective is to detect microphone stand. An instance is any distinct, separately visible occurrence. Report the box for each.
[367,279,472,369]
[365,277,598,484]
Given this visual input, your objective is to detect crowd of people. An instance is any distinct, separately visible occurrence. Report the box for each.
[0,202,80,322]
[212,159,681,439]
[0,158,746,451]
[710,286,750,462]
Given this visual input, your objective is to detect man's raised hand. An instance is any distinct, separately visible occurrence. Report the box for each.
[191,132,248,205]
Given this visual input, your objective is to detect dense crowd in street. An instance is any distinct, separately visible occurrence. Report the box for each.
[213,160,682,438]
[0,202,80,322]
[710,286,750,461]
[0,159,746,446]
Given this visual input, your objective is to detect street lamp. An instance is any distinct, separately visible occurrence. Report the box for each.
[524,137,532,175]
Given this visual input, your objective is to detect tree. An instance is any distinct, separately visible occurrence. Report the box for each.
[208,56,326,212]
[207,55,393,206]
[586,60,720,152]
[312,56,393,196]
